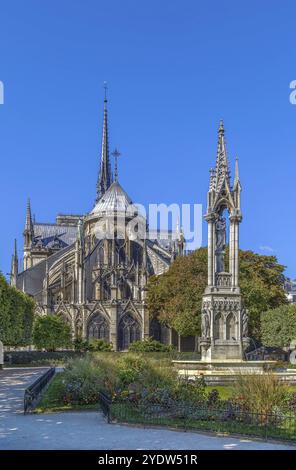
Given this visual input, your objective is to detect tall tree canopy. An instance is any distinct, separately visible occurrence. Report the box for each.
[146,248,287,340]
[261,304,296,348]
[33,315,72,351]
[0,273,35,346]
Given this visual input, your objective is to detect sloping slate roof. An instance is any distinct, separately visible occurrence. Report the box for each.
[91,181,137,216]
[16,245,74,298]
[33,223,77,247]
[16,261,46,298]
[146,243,171,276]
[148,229,177,251]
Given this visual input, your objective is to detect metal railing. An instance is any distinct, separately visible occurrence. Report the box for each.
[98,391,112,423]
[24,367,55,414]
[98,394,296,442]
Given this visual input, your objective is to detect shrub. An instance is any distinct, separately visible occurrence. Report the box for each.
[87,338,113,352]
[61,353,177,404]
[128,337,174,352]
[173,376,207,404]
[4,350,81,365]
[63,357,101,404]
[117,355,149,386]
[288,392,296,412]
[33,315,72,351]
[207,389,220,407]
[232,373,289,417]
[73,338,89,352]
[73,338,113,352]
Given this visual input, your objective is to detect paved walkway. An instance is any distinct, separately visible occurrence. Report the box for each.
[0,368,295,450]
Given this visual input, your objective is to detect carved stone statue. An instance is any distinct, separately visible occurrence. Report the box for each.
[202,312,210,338]
[215,216,226,273]
[77,219,83,243]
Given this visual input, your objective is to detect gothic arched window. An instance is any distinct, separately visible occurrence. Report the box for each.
[87,313,110,342]
[226,313,236,341]
[214,313,223,340]
[118,313,141,350]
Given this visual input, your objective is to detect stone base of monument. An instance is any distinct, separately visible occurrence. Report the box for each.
[172,360,296,385]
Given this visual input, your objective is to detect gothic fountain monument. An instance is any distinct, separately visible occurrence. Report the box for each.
[173,122,280,384]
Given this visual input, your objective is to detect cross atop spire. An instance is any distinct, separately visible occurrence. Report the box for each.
[112,148,121,182]
[95,84,113,204]
[214,119,230,192]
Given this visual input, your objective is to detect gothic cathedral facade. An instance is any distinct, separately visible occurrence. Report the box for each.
[10,95,185,351]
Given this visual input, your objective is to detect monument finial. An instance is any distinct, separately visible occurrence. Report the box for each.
[215,120,230,192]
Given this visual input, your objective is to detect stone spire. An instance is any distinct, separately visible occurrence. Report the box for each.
[10,239,18,286]
[23,198,34,270]
[24,198,34,235]
[96,85,113,204]
[214,120,230,193]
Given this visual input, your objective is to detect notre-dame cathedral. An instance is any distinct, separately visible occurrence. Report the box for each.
[10,94,185,351]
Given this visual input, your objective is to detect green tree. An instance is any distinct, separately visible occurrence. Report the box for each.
[261,304,296,348]
[0,273,34,346]
[147,249,207,337]
[239,251,287,339]
[146,248,287,340]
[33,315,72,351]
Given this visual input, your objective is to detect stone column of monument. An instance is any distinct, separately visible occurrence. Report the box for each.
[200,121,249,361]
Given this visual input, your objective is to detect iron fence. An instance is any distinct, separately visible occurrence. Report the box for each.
[24,367,55,414]
[98,394,296,442]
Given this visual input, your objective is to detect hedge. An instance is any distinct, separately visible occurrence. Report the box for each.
[0,273,35,346]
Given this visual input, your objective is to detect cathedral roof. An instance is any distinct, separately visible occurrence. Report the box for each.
[91,181,137,216]
[33,223,77,248]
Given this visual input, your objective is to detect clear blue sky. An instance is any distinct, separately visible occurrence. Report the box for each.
[0,0,295,278]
